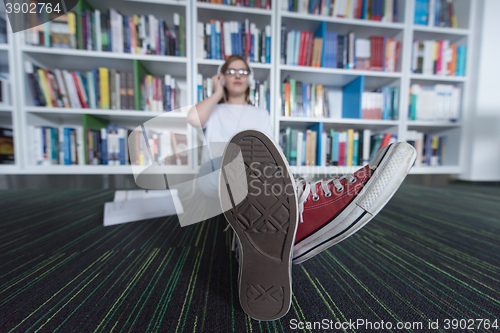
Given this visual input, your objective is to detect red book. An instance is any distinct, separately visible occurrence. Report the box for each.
[306,32,314,66]
[338,140,346,166]
[72,72,89,108]
[370,36,384,71]
[220,19,225,60]
[356,0,363,18]
[380,133,393,148]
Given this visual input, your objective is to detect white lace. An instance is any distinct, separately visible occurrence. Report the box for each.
[296,174,356,223]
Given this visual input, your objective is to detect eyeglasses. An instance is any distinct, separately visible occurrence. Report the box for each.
[225,68,250,76]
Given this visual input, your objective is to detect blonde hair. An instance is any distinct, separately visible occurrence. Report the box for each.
[218,55,253,105]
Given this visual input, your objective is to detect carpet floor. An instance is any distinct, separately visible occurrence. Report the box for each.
[0,182,499,332]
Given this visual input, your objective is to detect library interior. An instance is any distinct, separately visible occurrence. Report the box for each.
[0,0,499,330]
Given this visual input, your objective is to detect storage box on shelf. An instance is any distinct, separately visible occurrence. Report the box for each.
[14,0,194,174]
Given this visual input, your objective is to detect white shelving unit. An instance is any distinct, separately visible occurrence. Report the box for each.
[0,5,20,173]
[3,0,479,177]
[274,0,476,176]
[12,0,193,174]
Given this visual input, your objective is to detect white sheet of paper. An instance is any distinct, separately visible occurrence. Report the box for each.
[113,189,178,202]
[103,194,183,227]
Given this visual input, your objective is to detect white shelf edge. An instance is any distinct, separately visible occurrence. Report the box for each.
[0,105,13,112]
[407,120,462,127]
[196,2,272,15]
[410,166,462,174]
[279,116,399,125]
[21,46,188,63]
[19,165,197,175]
[122,0,187,5]
[280,64,402,78]
[0,44,10,51]
[25,107,188,118]
[410,73,467,82]
[412,25,470,36]
[281,10,405,29]
[196,58,272,69]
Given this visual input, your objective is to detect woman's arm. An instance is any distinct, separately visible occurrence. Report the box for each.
[187,73,225,128]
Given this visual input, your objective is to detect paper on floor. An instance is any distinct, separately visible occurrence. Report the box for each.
[103,190,183,227]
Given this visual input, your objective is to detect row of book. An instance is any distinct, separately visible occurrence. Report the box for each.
[414,0,458,28]
[281,23,400,71]
[0,127,14,165]
[281,80,330,118]
[362,86,399,120]
[409,84,461,121]
[280,127,445,168]
[28,124,189,166]
[197,0,271,8]
[284,0,399,22]
[411,40,466,76]
[407,130,445,167]
[280,127,397,167]
[27,10,185,56]
[196,21,271,63]
[26,61,134,110]
[197,74,270,110]
[141,74,180,112]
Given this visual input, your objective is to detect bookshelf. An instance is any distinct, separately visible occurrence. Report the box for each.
[192,0,275,166]
[275,0,476,176]
[12,0,194,174]
[0,5,20,173]
[2,0,480,178]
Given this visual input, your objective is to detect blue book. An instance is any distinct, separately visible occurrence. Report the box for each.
[101,128,108,165]
[63,128,71,165]
[382,37,387,71]
[250,33,254,62]
[382,86,391,119]
[352,132,359,167]
[457,46,466,76]
[231,24,236,55]
[332,132,339,165]
[211,23,216,61]
[414,0,429,25]
[92,68,99,109]
[215,22,221,60]
[342,76,364,118]
[159,19,165,55]
[118,125,125,165]
[265,29,271,63]
[302,136,306,165]
[50,127,57,162]
[361,0,368,19]
[237,22,242,56]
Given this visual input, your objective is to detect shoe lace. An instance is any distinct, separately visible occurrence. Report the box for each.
[296,174,357,224]
[223,224,237,251]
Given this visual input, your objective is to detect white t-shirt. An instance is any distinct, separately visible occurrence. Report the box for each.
[200,103,274,164]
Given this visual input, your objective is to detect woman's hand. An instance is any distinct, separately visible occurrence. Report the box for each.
[212,73,225,98]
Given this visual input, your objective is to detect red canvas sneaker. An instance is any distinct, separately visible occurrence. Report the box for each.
[293,142,417,264]
[219,129,298,321]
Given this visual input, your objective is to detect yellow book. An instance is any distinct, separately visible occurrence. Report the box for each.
[99,68,109,109]
[147,75,153,111]
[316,85,323,117]
[67,12,76,48]
[434,42,439,73]
[37,69,53,107]
[345,0,351,17]
[347,129,354,166]
[133,15,140,54]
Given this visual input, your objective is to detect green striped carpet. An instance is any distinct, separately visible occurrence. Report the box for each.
[1,183,499,332]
